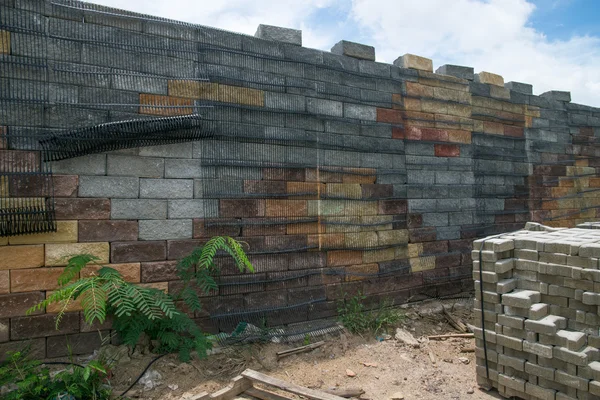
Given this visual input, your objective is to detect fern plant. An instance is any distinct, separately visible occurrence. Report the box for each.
[28,236,253,361]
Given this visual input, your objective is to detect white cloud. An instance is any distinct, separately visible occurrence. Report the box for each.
[85,0,600,106]
[349,0,600,106]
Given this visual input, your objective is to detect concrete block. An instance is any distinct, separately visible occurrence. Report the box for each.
[540,90,571,102]
[167,200,206,219]
[140,179,193,199]
[502,290,541,308]
[111,199,167,220]
[255,24,301,46]
[435,64,474,81]
[78,176,139,198]
[505,81,533,95]
[139,219,192,241]
[331,40,375,61]
[51,154,106,175]
[107,155,164,178]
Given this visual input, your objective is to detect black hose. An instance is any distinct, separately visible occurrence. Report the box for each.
[118,354,167,398]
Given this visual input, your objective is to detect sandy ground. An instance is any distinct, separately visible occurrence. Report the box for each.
[94,297,505,400]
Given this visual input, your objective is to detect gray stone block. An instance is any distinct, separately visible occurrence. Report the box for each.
[168,200,206,218]
[265,92,306,112]
[435,171,461,185]
[255,24,301,46]
[79,176,139,198]
[408,199,436,212]
[165,159,214,179]
[139,143,193,158]
[306,98,343,117]
[111,199,167,220]
[140,179,193,199]
[358,61,390,78]
[331,40,375,61]
[540,90,571,102]
[107,155,164,178]
[407,170,435,184]
[139,219,192,241]
[51,154,106,175]
[505,81,533,95]
[436,226,460,240]
[422,212,449,227]
[435,64,474,81]
[343,103,377,121]
[469,81,490,97]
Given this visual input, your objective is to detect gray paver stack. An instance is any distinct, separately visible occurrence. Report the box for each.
[474,224,600,400]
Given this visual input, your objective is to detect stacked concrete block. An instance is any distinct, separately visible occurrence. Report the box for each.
[474,227,600,399]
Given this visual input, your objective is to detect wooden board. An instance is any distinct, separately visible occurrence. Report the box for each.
[245,386,295,400]
[241,369,347,400]
[209,376,253,400]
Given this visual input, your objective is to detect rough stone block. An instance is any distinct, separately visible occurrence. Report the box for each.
[111,241,166,263]
[78,176,139,198]
[255,24,301,46]
[0,292,45,318]
[140,179,193,199]
[541,90,571,102]
[141,260,178,283]
[11,313,79,340]
[78,220,138,242]
[46,332,105,358]
[475,71,504,86]
[505,81,533,95]
[139,220,192,241]
[435,64,474,81]
[0,245,44,270]
[8,221,77,245]
[107,155,164,178]
[331,40,375,61]
[54,198,110,220]
[393,54,433,72]
[51,154,106,175]
[111,199,167,220]
[46,242,110,266]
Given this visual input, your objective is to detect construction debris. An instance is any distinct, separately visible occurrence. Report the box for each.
[276,341,325,359]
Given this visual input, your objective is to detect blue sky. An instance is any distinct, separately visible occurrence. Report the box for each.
[85,0,600,106]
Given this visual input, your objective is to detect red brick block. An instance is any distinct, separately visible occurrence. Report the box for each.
[54,198,110,220]
[434,144,460,157]
[378,200,407,214]
[0,292,45,318]
[79,220,138,242]
[504,125,524,137]
[11,313,79,340]
[141,260,179,283]
[421,128,448,142]
[111,241,166,263]
[193,218,241,238]
[392,127,405,139]
[47,331,107,358]
[376,108,403,124]
[167,239,202,260]
[220,199,265,218]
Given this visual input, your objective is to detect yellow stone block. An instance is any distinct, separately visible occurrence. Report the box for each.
[219,85,264,106]
[0,271,9,293]
[377,229,409,246]
[407,243,423,258]
[397,54,433,72]
[447,103,471,118]
[421,99,447,114]
[0,245,44,270]
[363,248,395,263]
[394,245,409,259]
[167,80,218,100]
[9,221,78,245]
[410,256,436,272]
[360,216,393,232]
[325,216,361,233]
[490,86,510,99]
[345,200,378,216]
[403,98,422,111]
[326,183,362,200]
[524,106,541,118]
[0,176,7,197]
[81,263,141,283]
[476,71,504,86]
[405,82,434,98]
[344,232,378,248]
[45,242,109,266]
[502,102,525,114]
[0,30,9,54]
[472,96,504,111]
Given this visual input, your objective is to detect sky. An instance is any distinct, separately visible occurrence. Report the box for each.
[85,0,600,106]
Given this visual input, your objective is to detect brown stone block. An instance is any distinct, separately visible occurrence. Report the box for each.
[288,252,325,270]
[409,227,437,242]
[141,260,179,283]
[405,82,434,98]
[363,248,395,263]
[111,241,167,263]
[504,125,524,137]
[435,253,461,268]
[308,233,344,249]
[403,98,422,111]
[434,144,460,157]
[47,331,106,358]
[193,218,241,238]
[378,199,407,215]
[78,220,138,242]
[11,268,65,292]
[447,129,472,144]
[265,199,307,217]
[9,221,77,245]
[287,181,323,199]
[242,218,287,236]
[482,121,504,135]
[45,290,82,313]
[377,108,403,124]
[0,271,8,294]
[0,338,46,362]
[81,263,140,283]
[403,111,435,128]
[305,168,343,183]
[262,168,305,181]
[287,221,319,235]
[326,183,362,200]
[168,80,218,100]
[0,292,45,318]
[8,174,78,198]
[326,281,363,300]
[220,199,265,218]
[0,245,44,270]
[327,250,363,267]
[418,78,468,92]
[11,312,79,340]
[167,239,202,260]
[139,94,194,116]
[243,180,286,195]
[361,184,393,200]
[342,168,377,184]
[0,150,39,173]
[264,235,307,251]
[218,84,264,106]
[244,290,287,309]
[421,128,448,142]
[407,214,423,229]
[54,198,110,220]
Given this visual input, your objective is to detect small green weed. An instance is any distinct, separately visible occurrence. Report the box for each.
[337,293,404,335]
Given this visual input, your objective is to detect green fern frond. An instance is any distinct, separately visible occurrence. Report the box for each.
[58,254,100,286]
[197,236,225,270]
[225,237,254,272]
[181,287,202,312]
[79,279,108,325]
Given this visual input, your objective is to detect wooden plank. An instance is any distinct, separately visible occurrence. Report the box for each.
[241,369,346,400]
[189,393,210,400]
[276,341,325,359]
[442,307,468,333]
[321,388,365,398]
[245,386,295,400]
[428,333,474,340]
[210,376,253,400]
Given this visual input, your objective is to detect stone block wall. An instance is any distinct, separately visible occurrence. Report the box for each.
[0,0,599,357]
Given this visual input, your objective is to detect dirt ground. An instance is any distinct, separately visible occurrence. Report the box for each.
[91,298,505,400]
